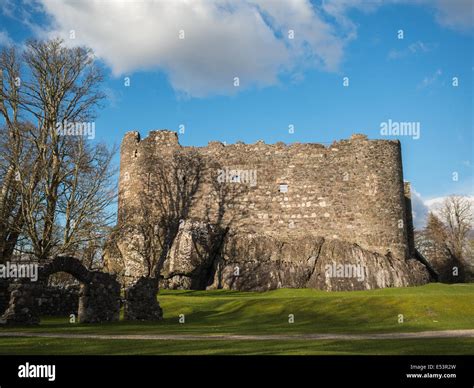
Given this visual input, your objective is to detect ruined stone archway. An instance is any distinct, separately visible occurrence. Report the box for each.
[0,256,121,325]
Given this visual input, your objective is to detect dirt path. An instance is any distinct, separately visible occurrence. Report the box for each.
[1,329,473,341]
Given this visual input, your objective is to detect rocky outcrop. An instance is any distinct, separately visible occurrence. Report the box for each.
[156,227,431,291]
[305,239,430,291]
[124,277,163,321]
[159,220,225,289]
[207,233,319,291]
[209,234,430,291]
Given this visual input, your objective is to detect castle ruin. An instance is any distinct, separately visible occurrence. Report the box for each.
[106,130,432,291]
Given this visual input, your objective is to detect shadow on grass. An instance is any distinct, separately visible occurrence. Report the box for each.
[1,284,473,336]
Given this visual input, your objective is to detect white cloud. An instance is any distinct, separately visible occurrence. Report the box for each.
[0,30,13,46]
[411,189,431,229]
[0,0,15,18]
[431,0,474,32]
[388,41,435,60]
[411,189,474,229]
[34,0,349,97]
[417,68,442,89]
[7,0,470,97]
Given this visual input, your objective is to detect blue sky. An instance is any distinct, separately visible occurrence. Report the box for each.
[0,0,472,226]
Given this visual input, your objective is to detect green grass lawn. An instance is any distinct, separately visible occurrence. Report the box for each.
[0,283,473,354]
[1,337,473,355]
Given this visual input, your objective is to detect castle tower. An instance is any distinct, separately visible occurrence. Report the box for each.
[117,131,412,260]
[108,130,430,290]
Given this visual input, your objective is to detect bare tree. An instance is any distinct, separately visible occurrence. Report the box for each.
[0,38,115,266]
[56,139,117,257]
[0,48,30,263]
[440,195,473,261]
[425,212,447,250]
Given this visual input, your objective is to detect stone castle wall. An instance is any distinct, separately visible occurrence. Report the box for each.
[118,130,413,262]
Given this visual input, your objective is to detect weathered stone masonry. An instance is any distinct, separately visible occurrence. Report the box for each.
[1,257,121,325]
[109,130,431,291]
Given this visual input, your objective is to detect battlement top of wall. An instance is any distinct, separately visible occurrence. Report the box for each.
[350,134,368,140]
[122,130,399,150]
[122,129,179,147]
